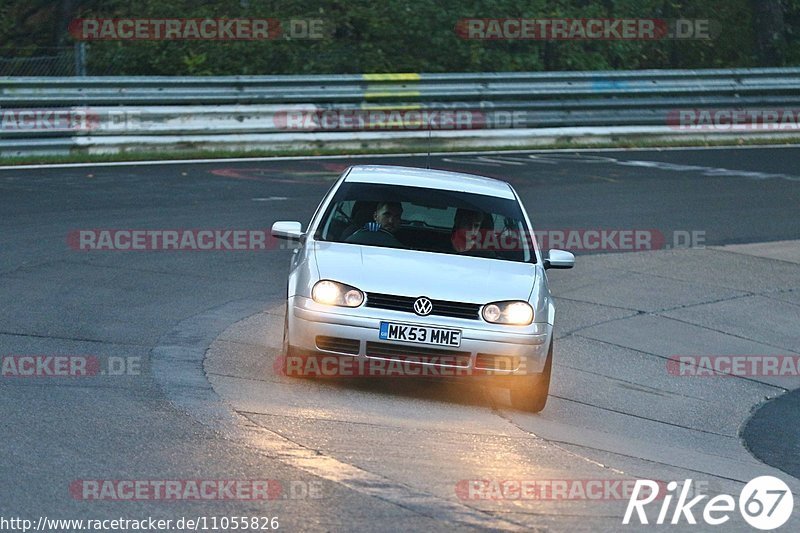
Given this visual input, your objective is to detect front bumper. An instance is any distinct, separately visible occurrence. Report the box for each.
[287,295,552,376]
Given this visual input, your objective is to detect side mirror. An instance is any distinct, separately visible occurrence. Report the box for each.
[271,221,304,241]
[545,249,575,270]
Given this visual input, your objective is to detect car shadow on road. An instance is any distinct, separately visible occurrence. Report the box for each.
[284,372,513,410]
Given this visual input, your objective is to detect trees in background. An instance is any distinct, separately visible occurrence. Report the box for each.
[0,0,797,74]
[752,0,787,65]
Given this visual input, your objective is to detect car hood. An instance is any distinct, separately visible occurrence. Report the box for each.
[313,241,536,303]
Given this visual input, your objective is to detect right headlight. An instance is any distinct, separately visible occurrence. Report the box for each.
[482,301,533,325]
[311,280,365,307]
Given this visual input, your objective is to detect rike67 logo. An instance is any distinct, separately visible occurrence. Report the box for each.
[624,476,794,530]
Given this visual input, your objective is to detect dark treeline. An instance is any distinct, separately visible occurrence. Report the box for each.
[2,0,798,74]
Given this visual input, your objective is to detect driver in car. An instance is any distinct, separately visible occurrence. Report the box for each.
[345,201,405,247]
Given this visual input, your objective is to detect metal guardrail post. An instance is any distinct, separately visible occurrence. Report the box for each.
[74,43,87,77]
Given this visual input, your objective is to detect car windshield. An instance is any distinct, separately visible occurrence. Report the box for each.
[315,181,535,263]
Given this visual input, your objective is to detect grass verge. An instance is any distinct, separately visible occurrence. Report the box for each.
[1,135,799,166]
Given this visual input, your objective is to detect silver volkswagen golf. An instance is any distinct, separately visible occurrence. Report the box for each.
[271,165,574,412]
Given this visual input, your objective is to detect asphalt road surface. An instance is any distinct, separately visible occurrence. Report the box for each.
[1,146,799,532]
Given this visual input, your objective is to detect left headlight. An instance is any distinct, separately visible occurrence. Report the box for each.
[311,280,365,307]
[482,301,534,325]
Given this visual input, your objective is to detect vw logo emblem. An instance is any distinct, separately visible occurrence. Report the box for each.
[413,297,433,316]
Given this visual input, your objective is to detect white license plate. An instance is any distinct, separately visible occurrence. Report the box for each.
[379,322,462,347]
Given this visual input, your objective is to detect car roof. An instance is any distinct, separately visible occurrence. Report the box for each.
[343,165,516,200]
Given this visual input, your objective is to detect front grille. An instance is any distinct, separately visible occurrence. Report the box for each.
[366,292,481,320]
[315,336,360,355]
[475,354,520,372]
[365,342,470,367]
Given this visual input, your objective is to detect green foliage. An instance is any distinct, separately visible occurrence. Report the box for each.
[1,0,799,74]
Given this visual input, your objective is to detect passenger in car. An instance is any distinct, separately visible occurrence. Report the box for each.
[451,208,486,252]
[345,201,405,247]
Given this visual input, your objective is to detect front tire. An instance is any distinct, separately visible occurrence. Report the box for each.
[279,305,297,375]
[280,304,309,378]
[509,342,553,413]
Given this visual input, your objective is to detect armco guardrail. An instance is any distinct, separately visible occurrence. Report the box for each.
[2,68,800,156]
